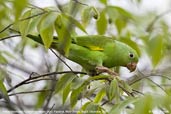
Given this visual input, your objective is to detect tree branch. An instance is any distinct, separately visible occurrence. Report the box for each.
[128,72,171,85]
[0,35,21,41]
[146,78,168,94]
[0,24,13,34]
[7,71,86,93]
[8,89,53,96]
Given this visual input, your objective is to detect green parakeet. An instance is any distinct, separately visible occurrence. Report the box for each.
[27,35,138,75]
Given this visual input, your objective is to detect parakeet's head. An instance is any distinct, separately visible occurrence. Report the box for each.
[125,51,138,72]
[113,41,139,72]
[122,45,138,72]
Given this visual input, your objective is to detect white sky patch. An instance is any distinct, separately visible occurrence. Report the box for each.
[30,0,69,7]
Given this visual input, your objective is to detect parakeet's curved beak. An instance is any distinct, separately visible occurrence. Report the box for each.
[126,62,137,72]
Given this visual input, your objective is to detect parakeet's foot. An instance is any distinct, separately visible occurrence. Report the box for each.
[95,66,118,76]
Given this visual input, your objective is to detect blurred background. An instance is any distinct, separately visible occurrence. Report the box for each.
[0,0,171,114]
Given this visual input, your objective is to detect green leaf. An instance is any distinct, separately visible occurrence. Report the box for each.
[99,0,107,5]
[28,9,44,34]
[2,51,16,60]
[62,83,71,105]
[107,6,132,19]
[81,6,99,26]
[146,35,164,66]
[38,12,58,48]
[35,88,48,109]
[163,94,171,112]
[109,97,139,114]
[79,101,106,114]
[106,79,119,101]
[70,85,83,109]
[55,73,76,93]
[115,18,126,34]
[106,6,133,23]
[81,7,92,26]
[0,53,7,64]
[55,15,72,56]
[85,88,98,98]
[85,102,103,114]
[19,10,31,38]
[96,10,107,35]
[134,95,153,114]
[120,80,133,93]
[94,88,105,103]
[70,77,84,90]
[0,80,9,101]
[62,14,87,33]
[78,102,91,114]
[13,0,28,20]
[0,70,6,81]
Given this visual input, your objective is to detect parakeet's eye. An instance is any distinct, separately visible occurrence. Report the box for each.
[129,53,134,58]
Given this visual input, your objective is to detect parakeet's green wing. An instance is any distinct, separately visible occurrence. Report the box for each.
[73,35,114,51]
[68,44,106,73]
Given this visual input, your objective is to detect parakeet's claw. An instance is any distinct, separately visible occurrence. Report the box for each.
[95,66,118,76]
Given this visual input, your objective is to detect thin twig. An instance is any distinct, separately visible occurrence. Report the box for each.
[119,84,134,97]
[46,104,55,114]
[8,89,53,96]
[9,28,20,34]
[132,89,144,95]
[0,24,13,34]
[73,0,88,6]
[25,78,57,84]
[43,49,62,111]
[7,71,86,93]
[29,72,40,78]
[50,49,75,73]
[0,35,21,41]
[28,3,46,11]
[146,78,168,95]
[128,70,171,85]
[101,100,109,106]
[20,11,47,21]
[159,107,169,114]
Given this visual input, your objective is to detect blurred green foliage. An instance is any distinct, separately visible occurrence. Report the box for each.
[0,0,171,113]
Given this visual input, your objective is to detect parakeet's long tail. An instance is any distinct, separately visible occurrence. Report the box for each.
[27,34,76,56]
[26,34,76,45]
